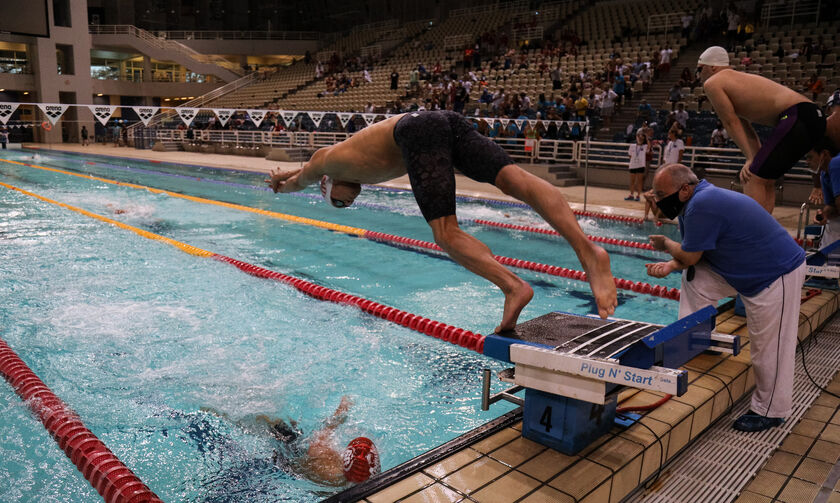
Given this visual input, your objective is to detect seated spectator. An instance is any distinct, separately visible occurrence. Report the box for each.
[639,65,652,92]
[710,120,729,147]
[806,74,824,101]
[637,99,653,120]
[669,83,683,110]
[673,102,688,130]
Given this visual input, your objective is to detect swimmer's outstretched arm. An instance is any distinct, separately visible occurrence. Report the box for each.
[266,148,329,193]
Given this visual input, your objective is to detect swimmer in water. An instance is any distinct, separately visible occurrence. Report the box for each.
[205,396,380,486]
[266,111,617,332]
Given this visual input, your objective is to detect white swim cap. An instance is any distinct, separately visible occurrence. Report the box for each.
[698,46,730,67]
[320,175,348,208]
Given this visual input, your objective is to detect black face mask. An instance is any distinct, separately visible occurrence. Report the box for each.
[656,189,686,220]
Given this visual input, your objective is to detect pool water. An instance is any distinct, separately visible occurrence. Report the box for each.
[0,149,682,502]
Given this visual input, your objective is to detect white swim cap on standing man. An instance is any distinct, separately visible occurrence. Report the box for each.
[698,46,731,67]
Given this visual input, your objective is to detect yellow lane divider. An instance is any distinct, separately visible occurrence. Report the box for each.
[0,180,213,257]
[0,158,368,237]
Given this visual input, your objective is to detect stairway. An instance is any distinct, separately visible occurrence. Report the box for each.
[600,43,709,141]
[520,163,583,187]
[90,25,241,83]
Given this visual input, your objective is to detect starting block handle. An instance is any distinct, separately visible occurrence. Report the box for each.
[481,368,525,411]
[642,305,717,348]
[709,332,740,355]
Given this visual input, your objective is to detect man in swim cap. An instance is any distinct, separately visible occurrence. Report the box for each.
[697,46,825,213]
[266,111,617,332]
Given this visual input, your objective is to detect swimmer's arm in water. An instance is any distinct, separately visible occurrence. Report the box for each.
[266,148,330,193]
[294,396,355,487]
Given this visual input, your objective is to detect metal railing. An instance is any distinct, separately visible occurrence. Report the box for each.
[154,30,321,41]
[513,26,543,43]
[444,34,473,51]
[646,12,686,37]
[125,72,259,135]
[89,25,242,76]
[141,130,813,182]
[450,0,529,18]
[760,0,821,28]
[360,45,382,60]
[536,140,576,163]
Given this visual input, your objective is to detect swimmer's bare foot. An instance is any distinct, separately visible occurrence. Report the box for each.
[580,244,617,319]
[495,279,534,333]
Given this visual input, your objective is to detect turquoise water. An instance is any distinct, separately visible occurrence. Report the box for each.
[0,149,682,502]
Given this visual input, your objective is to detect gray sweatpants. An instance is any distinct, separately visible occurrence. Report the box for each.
[678,259,806,418]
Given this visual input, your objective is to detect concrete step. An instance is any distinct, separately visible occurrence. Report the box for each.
[555,177,584,187]
[153,141,183,152]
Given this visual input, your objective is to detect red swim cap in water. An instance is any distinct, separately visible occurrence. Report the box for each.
[342,437,380,483]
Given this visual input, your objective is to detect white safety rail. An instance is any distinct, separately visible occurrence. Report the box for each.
[578,140,663,168]
[490,137,539,161]
[684,145,812,181]
[760,0,821,28]
[450,0,529,17]
[154,30,321,40]
[143,130,814,181]
[444,34,473,51]
[513,26,544,42]
[536,139,576,163]
[360,45,382,60]
[646,12,687,36]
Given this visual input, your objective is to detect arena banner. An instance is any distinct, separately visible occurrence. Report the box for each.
[308,111,325,128]
[87,105,118,126]
[280,110,297,127]
[175,107,198,127]
[37,104,69,125]
[132,106,159,126]
[0,102,20,125]
[337,112,354,128]
[362,113,376,126]
[247,109,267,128]
[515,119,527,130]
[212,108,234,127]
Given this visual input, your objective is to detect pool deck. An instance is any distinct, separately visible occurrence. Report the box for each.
[20,143,805,232]
[355,291,840,503]
[19,143,838,502]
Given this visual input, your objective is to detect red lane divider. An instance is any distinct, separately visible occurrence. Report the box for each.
[802,288,822,303]
[362,231,680,301]
[212,255,486,353]
[575,210,645,224]
[0,338,163,503]
[472,219,656,251]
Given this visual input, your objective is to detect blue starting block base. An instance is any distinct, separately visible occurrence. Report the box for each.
[522,389,617,455]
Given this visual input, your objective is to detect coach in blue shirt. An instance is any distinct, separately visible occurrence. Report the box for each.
[810,143,840,245]
[645,164,806,432]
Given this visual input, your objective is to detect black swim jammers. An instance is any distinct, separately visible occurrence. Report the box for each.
[392,110,514,221]
[749,101,826,180]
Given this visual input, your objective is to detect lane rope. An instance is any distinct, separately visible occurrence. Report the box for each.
[0,159,677,300]
[0,180,485,352]
[10,156,655,251]
[0,337,163,503]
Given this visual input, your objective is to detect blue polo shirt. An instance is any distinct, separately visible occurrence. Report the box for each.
[679,180,805,296]
[820,155,840,206]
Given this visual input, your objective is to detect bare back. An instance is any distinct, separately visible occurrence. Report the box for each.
[704,69,811,126]
[318,114,407,184]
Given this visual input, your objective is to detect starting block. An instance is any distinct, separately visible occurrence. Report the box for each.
[805,239,840,289]
[481,306,739,454]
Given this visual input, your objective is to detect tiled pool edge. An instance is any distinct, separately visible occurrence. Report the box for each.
[351,290,839,503]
